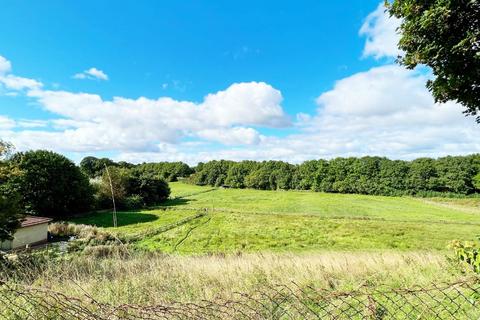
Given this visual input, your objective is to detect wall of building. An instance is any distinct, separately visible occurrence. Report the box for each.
[0,224,49,250]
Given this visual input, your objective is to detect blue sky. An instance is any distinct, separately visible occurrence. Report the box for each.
[0,1,478,164]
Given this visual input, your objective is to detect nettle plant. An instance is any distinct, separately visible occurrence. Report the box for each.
[451,239,480,273]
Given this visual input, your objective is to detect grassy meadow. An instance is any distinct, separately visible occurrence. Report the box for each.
[21,251,461,305]
[71,182,480,253]
[5,182,480,314]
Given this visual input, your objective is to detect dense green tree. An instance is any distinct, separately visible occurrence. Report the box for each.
[96,166,170,209]
[407,158,438,193]
[245,167,272,190]
[80,157,117,178]
[312,160,330,192]
[225,161,257,188]
[97,166,130,209]
[378,159,409,195]
[11,150,94,217]
[346,157,383,194]
[474,173,480,192]
[387,0,480,121]
[435,156,476,194]
[0,140,23,242]
[135,162,193,182]
[192,160,233,186]
[323,158,356,193]
[0,194,23,242]
[131,172,170,205]
[294,160,319,190]
[270,161,295,190]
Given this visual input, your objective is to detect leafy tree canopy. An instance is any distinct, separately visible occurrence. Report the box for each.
[11,150,94,218]
[387,0,480,121]
[0,140,22,242]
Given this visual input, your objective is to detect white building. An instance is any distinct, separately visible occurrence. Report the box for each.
[0,216,52,250]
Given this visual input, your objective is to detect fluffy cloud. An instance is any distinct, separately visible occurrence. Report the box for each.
[304,65,479,158]
[4,78,288,152]
[197,127,261,145]
[73,67,109,81]
[0,55,42,91]
[0,56,12,75]
[359,3,402,59]
[0,116,15,130]
[202,82,288,128]
[0,74,43,90]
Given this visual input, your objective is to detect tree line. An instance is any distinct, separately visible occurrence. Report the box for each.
[190,156,480,196]
[2,142,480,242]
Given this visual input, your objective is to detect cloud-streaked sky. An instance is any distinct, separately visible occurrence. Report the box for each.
[0,1,478,164]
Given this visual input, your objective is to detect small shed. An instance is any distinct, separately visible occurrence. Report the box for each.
[0,216,52,250]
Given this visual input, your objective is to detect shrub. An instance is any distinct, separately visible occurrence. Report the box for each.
[124,195,144,210]
[451,239,480,274]
[95,167,170,210]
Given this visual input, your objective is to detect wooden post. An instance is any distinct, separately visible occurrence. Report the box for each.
[104,164,117,228]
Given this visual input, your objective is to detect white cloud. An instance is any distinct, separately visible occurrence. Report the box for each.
[197,127,261,145]
[12,81,288,152]
[0,56,12,75]
[0,55,42,91]
[316,65,429,117]
[359,3,402,59]
[0,74,43,90]
[17,119,49,128]
[73,67,109,81]
[0,116,16,130]
[202,82,288,128]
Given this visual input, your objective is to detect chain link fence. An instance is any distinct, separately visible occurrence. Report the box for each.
[1,279,480,319]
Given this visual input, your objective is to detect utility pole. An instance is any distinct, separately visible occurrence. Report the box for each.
[104,164,117,228]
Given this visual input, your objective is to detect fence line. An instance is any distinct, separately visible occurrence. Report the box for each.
[1,278,480,319]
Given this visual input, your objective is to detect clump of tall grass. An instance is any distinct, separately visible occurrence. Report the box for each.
[6,250,468,305]
[48,222,122,250]
[49,222,107,239]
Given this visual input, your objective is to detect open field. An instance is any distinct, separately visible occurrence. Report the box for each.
[5,183,480,318]
[71,182,480,253]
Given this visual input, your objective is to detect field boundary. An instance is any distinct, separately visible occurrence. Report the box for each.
[126,211,208,241]
[2,278,479,319]
[170,188,218,200]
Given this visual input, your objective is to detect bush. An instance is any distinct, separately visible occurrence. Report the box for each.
[95,166,170,210]
[0,194,22,242]
[451,239,480,274]
[128,171,171,205]
[48,222,118,249]
[124,195,144,210]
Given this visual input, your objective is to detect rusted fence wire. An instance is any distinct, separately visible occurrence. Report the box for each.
[1,279,479,319]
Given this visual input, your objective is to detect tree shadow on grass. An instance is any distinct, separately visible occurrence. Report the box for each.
[73,211,159,228]
[159,197,195,207]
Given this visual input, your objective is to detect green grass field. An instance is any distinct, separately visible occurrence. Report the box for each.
[70,182,480,254]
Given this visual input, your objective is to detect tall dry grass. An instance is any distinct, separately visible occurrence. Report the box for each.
[13,250,465,305]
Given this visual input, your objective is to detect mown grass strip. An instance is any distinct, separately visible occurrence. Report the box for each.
[171,188,218,200]
[153,206,480,227]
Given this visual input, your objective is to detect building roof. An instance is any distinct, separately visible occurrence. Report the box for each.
[20,216,52,228]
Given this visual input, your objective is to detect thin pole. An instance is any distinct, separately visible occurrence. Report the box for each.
[104,164,117,228]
